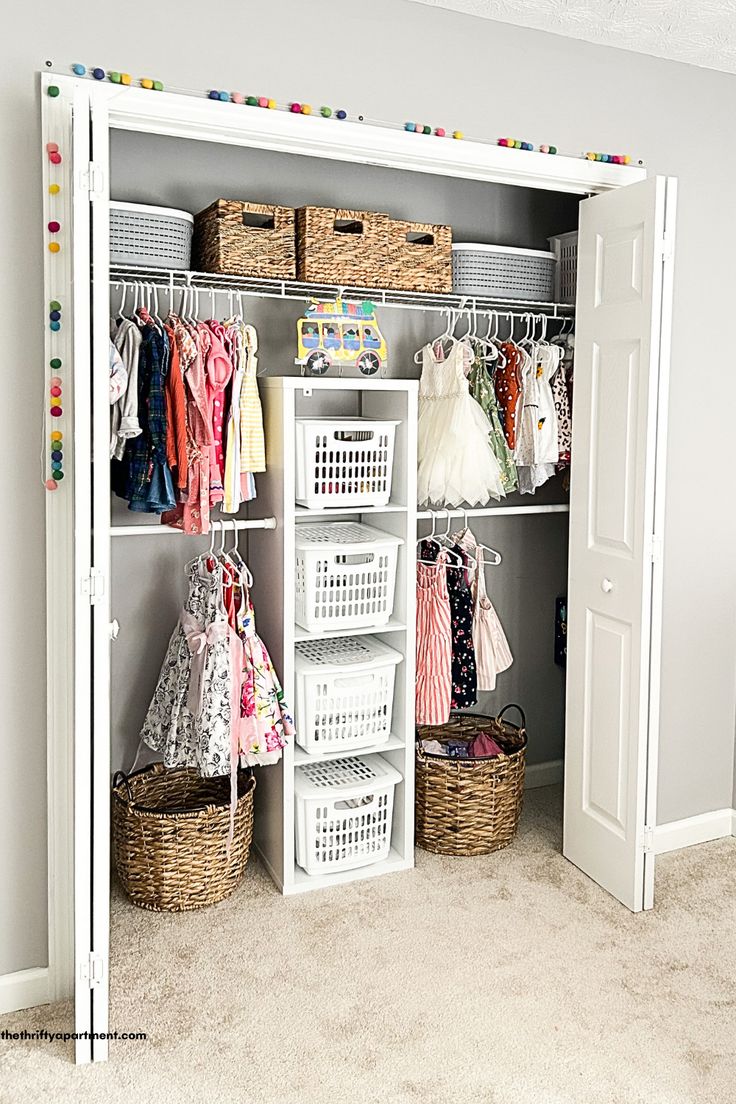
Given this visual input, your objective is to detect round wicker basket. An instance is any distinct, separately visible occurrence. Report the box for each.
[415,706,527,857]
[111,763,255,912]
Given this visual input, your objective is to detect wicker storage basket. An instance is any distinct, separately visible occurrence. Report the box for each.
[415,706,527,856]
[111,763,255,911]
[386,219,452,292]
[296,206,390,286]
[193,198,296,278]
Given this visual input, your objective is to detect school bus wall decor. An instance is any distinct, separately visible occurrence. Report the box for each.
[296,298,388,376]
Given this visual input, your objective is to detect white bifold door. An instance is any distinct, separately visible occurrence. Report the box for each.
[564,176,677,912]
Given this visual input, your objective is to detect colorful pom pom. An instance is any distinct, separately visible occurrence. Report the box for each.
[92,68,105,81]
[140,78,154,90]
[71,64,86,76]
[230,92,244,104]
[290,102,301,113]
[452,131,464,140]
[320,106,332,117]
[434,127,446,137]
[336,110,347,120]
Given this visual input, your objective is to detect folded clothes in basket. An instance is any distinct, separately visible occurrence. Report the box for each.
[421,735,503,758]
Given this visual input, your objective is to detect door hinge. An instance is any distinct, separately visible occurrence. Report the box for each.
[659,231,674,263]
[77,160,105,201]
[649,535,663,564]
[81,567,106,604]
[79,951,106,989]
[643,826,655,853]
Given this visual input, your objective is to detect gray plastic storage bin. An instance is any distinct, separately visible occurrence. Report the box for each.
[452,243,556,301]
[110,201,194,269]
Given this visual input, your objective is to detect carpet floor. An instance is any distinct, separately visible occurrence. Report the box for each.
[1,785,735,1104]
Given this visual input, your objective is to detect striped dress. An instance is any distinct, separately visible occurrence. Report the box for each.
[415,549,452,725]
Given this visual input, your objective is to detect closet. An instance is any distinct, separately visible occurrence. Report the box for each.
[41,75,676,1063]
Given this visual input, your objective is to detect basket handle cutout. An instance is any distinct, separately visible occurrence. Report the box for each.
[334,794,374,810]
[497,703,527,732]
[405,231,435,246]
[333,673,376,689]
[334,218,364,236]
[334,552,375,565]
[242,209,276,230]
[333,429,375,442]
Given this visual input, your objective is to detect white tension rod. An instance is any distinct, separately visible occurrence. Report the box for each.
[110,518,277,537]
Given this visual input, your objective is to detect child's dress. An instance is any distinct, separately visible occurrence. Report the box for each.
[236,582,294,766]
[417,341,505,507]
[415,548,452,725]
[140,560,234,778]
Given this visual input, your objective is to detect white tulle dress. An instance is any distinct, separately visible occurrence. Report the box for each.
[417,341,505,507]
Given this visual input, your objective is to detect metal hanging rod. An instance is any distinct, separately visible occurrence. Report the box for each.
[416,504,570,521]
[109,265,575,318]
[110,517,277,538]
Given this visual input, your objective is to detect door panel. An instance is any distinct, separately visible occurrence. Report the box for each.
[564,176,677,912]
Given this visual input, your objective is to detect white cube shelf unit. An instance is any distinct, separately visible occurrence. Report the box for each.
[245,377,418,894]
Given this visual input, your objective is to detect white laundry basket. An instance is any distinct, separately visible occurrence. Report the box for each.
[295,636,402,754]
[548,230,578,304]
[295,754,402,875]
[110,201,194,269]
[295,522,403,633]
[295,418,399,509]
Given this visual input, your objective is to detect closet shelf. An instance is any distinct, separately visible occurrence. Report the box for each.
[293,618,407,643]
[294,502,408,518]
[292,734,405,765]
[289,846,410,894]
[109,264,576,318]
[416,504,570,521]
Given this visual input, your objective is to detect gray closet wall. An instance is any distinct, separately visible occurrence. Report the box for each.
[109,131,578,775]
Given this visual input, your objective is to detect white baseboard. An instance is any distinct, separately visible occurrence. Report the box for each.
[0,967,50,1015]
[653,808,735,855]
[525,759,563,789]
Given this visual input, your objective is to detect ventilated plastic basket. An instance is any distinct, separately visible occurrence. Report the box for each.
[110,201,194,270]
[295,754,402,874]
[295,636,402,754]
[452,243,556,301]
[295,418,399,509]
[295,522,402,633]
[548,230,578,304]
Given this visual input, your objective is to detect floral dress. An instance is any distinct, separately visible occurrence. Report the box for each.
[140,560,233,778]
[235,583,294,765]
[467,340,517,495]
[445,541,477,709]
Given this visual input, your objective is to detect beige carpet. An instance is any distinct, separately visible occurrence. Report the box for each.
[1,786,735,1104]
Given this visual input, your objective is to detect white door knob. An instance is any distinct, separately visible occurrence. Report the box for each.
[601,578,614,593]
[109,618,120,640]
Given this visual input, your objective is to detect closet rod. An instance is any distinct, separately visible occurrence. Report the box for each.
[108,269,575,319]
[110,518,277,537]
[416,504,570,520]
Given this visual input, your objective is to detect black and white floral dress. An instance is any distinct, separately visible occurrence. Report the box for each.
[140,561,233,778]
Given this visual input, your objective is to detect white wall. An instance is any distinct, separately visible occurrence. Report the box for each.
[1,0,735,978]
